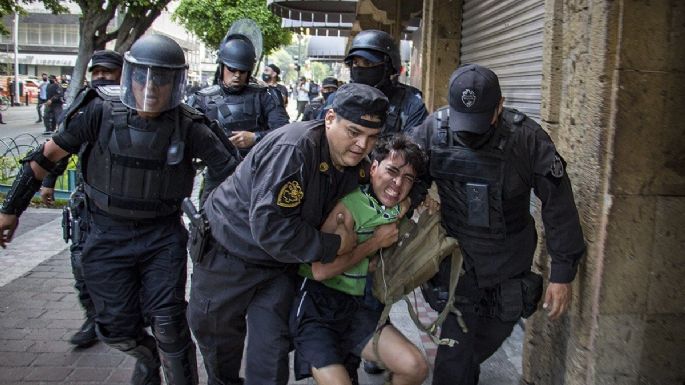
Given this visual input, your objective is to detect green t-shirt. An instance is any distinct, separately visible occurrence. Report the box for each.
[299,185,401,296]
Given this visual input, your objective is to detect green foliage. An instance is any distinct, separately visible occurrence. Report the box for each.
[173,0,291,55]
[0,0,68,35]
[309,61,333,83]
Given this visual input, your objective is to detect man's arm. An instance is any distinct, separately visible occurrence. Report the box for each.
[249,144,356,264]
[530,126,586,320]
[0,140,71,247]
[310,201,399,281]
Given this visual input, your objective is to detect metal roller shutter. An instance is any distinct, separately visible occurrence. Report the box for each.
[459,0,545,121]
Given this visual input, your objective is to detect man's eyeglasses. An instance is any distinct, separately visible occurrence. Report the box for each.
[132,69,175,86]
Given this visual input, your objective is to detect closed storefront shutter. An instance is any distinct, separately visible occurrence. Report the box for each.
[459,0,545,121]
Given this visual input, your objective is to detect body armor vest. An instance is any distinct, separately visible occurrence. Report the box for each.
[83,86,195,219]
[429,107,531,240]
[196,85,263,136]
[383,85,407,134]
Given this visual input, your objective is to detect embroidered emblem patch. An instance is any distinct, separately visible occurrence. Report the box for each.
[462,89,477,108]
[319,162,329,173]
[359,168,366,178]
[277,181,304,207]
[551,154,565,178]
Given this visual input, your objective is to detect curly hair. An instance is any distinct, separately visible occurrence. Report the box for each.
[371,134,428,177]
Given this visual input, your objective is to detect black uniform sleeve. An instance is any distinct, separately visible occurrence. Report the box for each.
[531,127,586,283]
[51,99,102,154]
[401,92,429,133]
[249,143,341,264]
[407,114,436,208]
[256,91,290,141]
[187,122,238,194]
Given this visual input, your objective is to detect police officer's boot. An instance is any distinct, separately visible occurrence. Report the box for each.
[69,316,97,347]
[97,326,161,385]
[127,335,162,385]
[158,343,199,385]
[152,311,199,385]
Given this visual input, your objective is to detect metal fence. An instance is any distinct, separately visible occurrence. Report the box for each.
[0,133,77,200]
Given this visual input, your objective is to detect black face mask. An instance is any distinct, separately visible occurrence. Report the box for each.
[261,73,271,82]
[321,91,333,101]
[456,126,495,149]
[91,79,118,88]
[351,65,387,87]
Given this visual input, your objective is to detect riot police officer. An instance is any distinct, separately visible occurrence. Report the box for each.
[302,76,337,121]
[40,49,125,348]
[189,33,289,157]
[317,30,428,135]
[411,64,586,385]
[0,35,238,385]
[187,83,389,385]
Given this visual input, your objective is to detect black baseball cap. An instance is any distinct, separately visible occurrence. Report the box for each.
[345,49,385,65]
[448,64,502,134]
[332,83,388,129]
[88,50,124,72]
[267,64,281,75]
[322,77,338,89]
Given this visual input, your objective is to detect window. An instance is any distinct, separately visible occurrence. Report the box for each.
[41,24,52,45]
[65,24,79,46]
[27,24,40,45]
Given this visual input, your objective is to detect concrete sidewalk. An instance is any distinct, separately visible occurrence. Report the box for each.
[0,208,522,384]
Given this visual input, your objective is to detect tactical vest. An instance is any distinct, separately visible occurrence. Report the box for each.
[196,84,263,136]
[83,85,195,219]
[299,185,401,296]
[383,85,407,134]
[429,107,531,240]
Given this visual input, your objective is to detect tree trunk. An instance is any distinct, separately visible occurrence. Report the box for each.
[114,3,170,53]
[65,0,117,105]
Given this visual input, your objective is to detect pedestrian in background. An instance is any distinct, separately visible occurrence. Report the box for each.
[262,63,289,108]
[295,76,310,121]
[36,73,48,123]
[43,75,63,134]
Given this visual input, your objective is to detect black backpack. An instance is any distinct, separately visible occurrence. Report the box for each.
[308,83,320,99]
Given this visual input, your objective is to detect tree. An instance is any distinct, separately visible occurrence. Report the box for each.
[173,0,291,57]
[0,0,67,35]
[1,0,171,103]
[65,0,172,104]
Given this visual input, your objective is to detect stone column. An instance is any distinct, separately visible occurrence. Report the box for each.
[419,0,461,111]
[524,1,685,384]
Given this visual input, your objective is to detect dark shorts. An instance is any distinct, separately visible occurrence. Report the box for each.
[290,278,382,380]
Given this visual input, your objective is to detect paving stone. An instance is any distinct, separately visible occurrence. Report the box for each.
[23,366,73,381]
[0,352,37,367]
[31,352,81,367]
[66,367,113,382]
[27,340,73,353]
[75,353,125,368]
[0,339,35,352]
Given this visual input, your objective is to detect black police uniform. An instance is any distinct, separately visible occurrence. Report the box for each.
[188,120,369,385]
[317,82,428,134]
[51,87,237,384]
[189,83,290,157]
[411,107,586,385]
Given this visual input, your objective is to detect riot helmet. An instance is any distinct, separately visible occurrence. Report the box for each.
[121,34,188,114]
[218,37,256,73]
[345,30,402,88]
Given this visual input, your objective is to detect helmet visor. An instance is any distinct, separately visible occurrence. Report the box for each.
[120,62,186,113]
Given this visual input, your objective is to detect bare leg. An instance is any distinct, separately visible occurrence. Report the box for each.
[312,364,354,385]
[361,325,429,385]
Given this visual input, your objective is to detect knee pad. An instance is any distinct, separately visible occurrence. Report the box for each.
[151,310,192,353]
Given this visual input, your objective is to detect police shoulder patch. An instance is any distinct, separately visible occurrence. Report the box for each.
[277,180,304,208]
[550,153,565,178]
